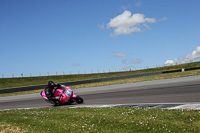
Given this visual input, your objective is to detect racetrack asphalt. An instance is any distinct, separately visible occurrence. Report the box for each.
[0,75,200,110]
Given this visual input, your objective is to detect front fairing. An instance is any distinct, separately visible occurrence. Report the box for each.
[54,87,73,104]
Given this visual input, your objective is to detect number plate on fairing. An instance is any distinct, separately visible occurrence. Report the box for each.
[66,89,72,97]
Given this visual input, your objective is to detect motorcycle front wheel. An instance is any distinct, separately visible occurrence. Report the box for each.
[75,95,84,104]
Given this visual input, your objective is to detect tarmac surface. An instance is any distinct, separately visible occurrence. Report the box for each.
[0,75,200,110]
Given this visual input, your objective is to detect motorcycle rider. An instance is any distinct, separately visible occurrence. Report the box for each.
[45,81,62,105]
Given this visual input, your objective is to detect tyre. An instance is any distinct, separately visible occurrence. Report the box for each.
[76,96,84,104]
[54,100,61,106]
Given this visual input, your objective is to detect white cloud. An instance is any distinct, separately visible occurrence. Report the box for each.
[143,24,152,30]
[122,58,143,64]
[164,46,200,65]
[158,16,168,22]
[164,59,177,66]
[129,59,143,64]
[121,1,141,11]
[122,59,128,64]
[111,26,141,38]
[107,10,157,37]
[115,53,127,58]
[72,63,80,67]
[121,66,134,70]
[121,5,131,10]
[134,0,142,7]
[113,52,143,70]
[98,23,105,29]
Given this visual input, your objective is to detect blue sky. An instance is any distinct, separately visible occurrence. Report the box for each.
[1,0,200,77]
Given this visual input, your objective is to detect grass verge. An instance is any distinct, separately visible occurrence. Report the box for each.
[1,62,200,89]
[0,107,200,132]
[1,69,200,97]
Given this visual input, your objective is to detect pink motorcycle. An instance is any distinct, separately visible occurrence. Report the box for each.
[41,85,83,105]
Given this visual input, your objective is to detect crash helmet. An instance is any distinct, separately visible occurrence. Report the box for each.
[48,81,56,88]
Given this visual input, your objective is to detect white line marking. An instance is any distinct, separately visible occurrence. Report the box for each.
[168,104,200,110]
[1,103,200,111]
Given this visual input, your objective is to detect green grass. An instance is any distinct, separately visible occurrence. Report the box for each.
[1,69,200,97]
[1,61,200,89]
[1,61,200,97]
[0,107,200,132]
[1,63,200,132]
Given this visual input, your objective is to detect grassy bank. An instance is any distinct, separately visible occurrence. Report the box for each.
[1,62,200,89]
[0,107,200,132]
[1,69,200,97]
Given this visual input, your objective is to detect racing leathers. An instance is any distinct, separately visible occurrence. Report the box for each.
[45,83,62,105]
